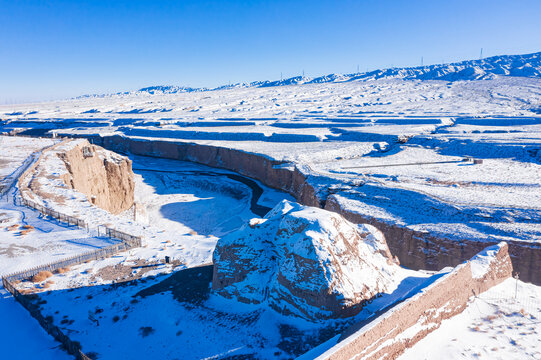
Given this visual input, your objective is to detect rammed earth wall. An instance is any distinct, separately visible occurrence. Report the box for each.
[312,242,513,360]
[76,134,539,285]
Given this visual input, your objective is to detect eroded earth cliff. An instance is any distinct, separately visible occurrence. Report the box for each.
[57,140,134,214]
[23,139,134,215]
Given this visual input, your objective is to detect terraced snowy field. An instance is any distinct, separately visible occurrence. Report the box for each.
[1,56,541,359]
[2,77,540,248]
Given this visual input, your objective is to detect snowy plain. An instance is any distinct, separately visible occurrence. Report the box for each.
[2,75,540,244]
[0,52,540,359]
[400,278,541,360]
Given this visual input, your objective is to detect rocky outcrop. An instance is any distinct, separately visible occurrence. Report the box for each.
[212,200,399,320]
[57,140,134,214]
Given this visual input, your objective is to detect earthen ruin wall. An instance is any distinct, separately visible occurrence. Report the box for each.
[312,242,513,360]
[58,140,135,214]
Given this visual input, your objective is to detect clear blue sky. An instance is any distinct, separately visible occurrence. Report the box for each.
[1,0,540,103]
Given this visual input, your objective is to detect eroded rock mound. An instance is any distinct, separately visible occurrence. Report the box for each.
[212,200,399,320]
[54,140,135,214]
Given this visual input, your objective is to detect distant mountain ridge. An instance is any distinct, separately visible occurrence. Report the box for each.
[78,51,541,98]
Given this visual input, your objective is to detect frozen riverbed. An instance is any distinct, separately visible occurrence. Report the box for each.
[131,155,291,237]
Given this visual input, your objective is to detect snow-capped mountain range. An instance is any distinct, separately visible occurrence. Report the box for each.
[78,51,541,98]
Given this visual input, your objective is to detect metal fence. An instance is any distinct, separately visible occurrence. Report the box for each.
[21,197,88,228]
[104,227,142,247]
[19,197,142,247]
[2,241,136,283]
[1,137,143,359]
[1,232,141,360]
[2,277,92,360]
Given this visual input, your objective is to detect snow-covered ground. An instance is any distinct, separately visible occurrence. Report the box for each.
[0,136,56,194]
[1,53,540,359]
[1,75,540,245]
[0,195,118,276]
[0,287,72,360]
[14,249,436,359]
[131,154,293,236]
[399,278,541,360]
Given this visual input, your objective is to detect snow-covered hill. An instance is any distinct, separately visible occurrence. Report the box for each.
[212,200,399,320]
[262,51,541,87]
[327,51,541,82]
[86,51,541,98]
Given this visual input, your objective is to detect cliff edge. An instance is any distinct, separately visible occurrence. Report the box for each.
[57,140,134,214]
[21,139,135,215]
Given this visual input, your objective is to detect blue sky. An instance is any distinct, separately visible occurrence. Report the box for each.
[1,0,540,103]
